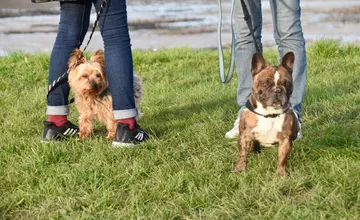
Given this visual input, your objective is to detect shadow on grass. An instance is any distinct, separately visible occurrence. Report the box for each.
[147,95,236,138]
[302,85,360,149]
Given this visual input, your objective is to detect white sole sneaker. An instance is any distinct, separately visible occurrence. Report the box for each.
[112,142,137,148]
[293,110,303,140]
[225,117,240,139]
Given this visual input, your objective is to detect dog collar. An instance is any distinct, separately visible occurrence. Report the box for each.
[245,100,291,118]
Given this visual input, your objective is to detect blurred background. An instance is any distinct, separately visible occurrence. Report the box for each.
[1,0,360,56]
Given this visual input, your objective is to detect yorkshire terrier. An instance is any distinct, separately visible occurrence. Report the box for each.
[67,49,143,140]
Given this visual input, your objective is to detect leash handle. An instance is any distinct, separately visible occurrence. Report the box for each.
[217,0,236,83]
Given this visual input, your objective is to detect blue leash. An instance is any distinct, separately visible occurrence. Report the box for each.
[217,0,236,83]
[217,0,260,83]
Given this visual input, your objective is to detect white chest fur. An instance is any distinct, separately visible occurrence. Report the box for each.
[251,103,286,146]
[251,114,285,146]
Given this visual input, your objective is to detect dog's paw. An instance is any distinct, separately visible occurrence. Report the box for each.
[79,130,91,139]
[233,165,246,173]
[276,167,287,176]
[106,132,115,140]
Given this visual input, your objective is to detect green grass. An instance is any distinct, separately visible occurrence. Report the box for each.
[0,40,360,219]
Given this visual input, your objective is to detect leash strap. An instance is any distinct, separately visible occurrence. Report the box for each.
[46,0,107,103]
[82,0,107,52]
[217,0,260,83]
[240,0,261,53]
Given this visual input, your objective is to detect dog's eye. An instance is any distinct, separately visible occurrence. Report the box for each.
[96,73,101,78]
[82,75,88,79]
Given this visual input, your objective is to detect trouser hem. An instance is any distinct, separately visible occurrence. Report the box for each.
[46,105,69,115]
[113,108,137,120]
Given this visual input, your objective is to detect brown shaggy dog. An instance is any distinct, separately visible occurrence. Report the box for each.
[67,49,143,139]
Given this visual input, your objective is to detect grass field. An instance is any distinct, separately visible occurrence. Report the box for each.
[0,40,359,219]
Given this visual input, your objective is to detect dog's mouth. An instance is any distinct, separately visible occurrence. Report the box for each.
[268,98,287,107]
[260,93,288,109]
[83,85,98,92]
[272,98,283,106]
[78,83,102,96]
[271,103,282,108]
[83,80,104,92]
[257,89,287,106]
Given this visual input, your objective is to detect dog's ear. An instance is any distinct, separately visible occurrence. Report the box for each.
[251,52,265,77]
[68,49,86,69]
[90,50,105,70]
[280,52,295,74]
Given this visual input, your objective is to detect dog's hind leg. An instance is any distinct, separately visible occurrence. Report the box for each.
[133,75,143,119]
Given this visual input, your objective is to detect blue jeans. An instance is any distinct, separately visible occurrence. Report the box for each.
[46,0,137,119]
[233,0,307,115]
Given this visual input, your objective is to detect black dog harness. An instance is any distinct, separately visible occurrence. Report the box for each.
[245,100,291,118]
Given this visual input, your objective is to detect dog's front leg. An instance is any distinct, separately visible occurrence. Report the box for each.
[234,134,252,173]
[106,120,117,140]
[277,138,292,176]
[79,114,93,139]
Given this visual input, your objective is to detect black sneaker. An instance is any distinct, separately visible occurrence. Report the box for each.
[112,123,149,147]
[293,110,303,140]
[41,120,79,142]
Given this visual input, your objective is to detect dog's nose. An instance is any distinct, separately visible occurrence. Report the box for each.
[90,81,97,89]
[275,87,282,95]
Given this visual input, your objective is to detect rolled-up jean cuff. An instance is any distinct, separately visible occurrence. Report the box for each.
[46,105,69,115]
[113,108,137,120]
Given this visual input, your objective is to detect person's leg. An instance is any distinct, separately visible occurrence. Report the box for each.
[42,0,92,141]
[269,0,306,139]
[234,0,263,111]
[269,0,306,114]
[93,0,148,146]
[225,0,263,138]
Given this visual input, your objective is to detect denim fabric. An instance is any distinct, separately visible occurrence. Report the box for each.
[233,0,306,115]
[46,0,137,119]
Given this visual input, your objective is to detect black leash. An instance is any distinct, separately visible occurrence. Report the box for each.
[46,0,107,104]
[217,0,261,83]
